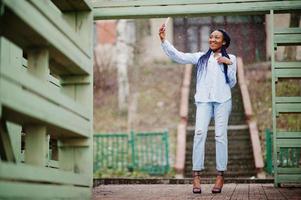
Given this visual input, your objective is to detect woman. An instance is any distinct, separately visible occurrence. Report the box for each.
[159,24,237,194]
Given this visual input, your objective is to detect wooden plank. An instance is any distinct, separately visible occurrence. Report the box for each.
[6,122,22,163]
[274,33,301,45]
[0,120,16,162]
[278,167,301,174]
[1,0,92,75]
[93,1,301,19]
[275,68,301,78]
[278,174,301,183]
[93,0,292,8]
[22,58,61,88]
[274,61,301,69]
[179,64,192,118]
[27,47,50,80]
[274,27,301,34]
[248,120,264,169]
[0,37,90,120]
[276,96,301,103]
[0,181,91,199]
[277,131,301,139]
[0,78,91,138]
[24,126,48,166]
[29,0,91,57]
[0,162,90,186]
[276,138,301,148]
[276,102,301,113]
[237,57,253,119]
[1,61,90,120]
[51,0,92,11]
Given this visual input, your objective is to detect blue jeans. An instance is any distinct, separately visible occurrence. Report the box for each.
[192,98,232,171]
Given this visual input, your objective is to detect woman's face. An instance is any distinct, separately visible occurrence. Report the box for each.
[209,30,226,52]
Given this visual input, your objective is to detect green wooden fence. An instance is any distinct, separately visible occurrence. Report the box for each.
[0,0,93,199]
[265,128,301,175]
[94,130,170,176]
[270,10,301,186]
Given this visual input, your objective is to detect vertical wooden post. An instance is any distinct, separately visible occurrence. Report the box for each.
[25,47,49,166]
[59,10,93,183]
[24,126,47,166]
[27,48,49,81]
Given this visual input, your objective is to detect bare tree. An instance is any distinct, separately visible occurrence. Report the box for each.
[116,19,135,113]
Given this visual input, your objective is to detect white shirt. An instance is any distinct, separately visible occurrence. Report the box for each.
[161,40,237,103]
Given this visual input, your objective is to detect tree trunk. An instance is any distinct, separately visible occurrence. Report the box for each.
[116,19,135,113]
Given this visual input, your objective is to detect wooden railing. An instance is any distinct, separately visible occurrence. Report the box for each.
[237,57,265,178]
[175,64,192,177]
[0,1,93,199]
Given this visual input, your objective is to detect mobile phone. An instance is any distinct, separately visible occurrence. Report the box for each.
[163,17,170,31]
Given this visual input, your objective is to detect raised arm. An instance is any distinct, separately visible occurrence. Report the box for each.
[159,23,202,65]
[161,40,202,65]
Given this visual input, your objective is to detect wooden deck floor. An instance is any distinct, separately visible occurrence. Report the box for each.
[93,184,301,200]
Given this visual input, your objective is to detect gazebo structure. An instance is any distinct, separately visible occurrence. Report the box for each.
[0,0,300,199]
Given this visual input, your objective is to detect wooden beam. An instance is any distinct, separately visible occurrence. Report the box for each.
[24,126,48,166]
[51,0,92,11]
[93,0,301,19]
[0,181,91,199]
[1,0,92,75]
[0,162,90,186]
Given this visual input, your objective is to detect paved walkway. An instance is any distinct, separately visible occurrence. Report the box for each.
[93,184,301,200]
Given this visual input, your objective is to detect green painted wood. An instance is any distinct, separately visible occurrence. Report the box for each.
[51,0,92,11]
[274,27,301,34]
[29,0,91,58]
[0,78,91,138]
[0,181,91,199]
[62,11,93,58]
[276,138,301,148]
[6,122,22,163]
[21,58,61,88]
[0,0,93,198]
[24,126,48,166]
[276,103,301,113]
[25,45,49,167]
[278,174,301,183]
[93,0,301,19]
[93,0,277,7]
[277,132,301,139]
[1,0,92,75]
[270,10,280,187]
[0,161,90,186]
[0,120,16,162]
[274,61,301,69]
[278,167,301,174]
[276,97,301,103]
[274,34,301,45]
[1,56,90,120]
[275,68,301,78]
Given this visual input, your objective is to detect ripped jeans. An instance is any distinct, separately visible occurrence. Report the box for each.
[192,98,232,171]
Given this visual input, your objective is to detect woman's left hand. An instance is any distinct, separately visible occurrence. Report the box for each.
[217,56,232,65]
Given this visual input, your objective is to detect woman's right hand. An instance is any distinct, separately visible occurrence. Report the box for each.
[159,24,166,42]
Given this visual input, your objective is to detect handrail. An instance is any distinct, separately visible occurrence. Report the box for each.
[237,57,265,178]
[175,64,192,177]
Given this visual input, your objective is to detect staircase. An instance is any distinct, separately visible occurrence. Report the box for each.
[184,67,257,177]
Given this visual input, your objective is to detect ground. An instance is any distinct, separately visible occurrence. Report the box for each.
[93,184,301,200]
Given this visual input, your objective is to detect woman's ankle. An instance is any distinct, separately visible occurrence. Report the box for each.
[217,170,224,176]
